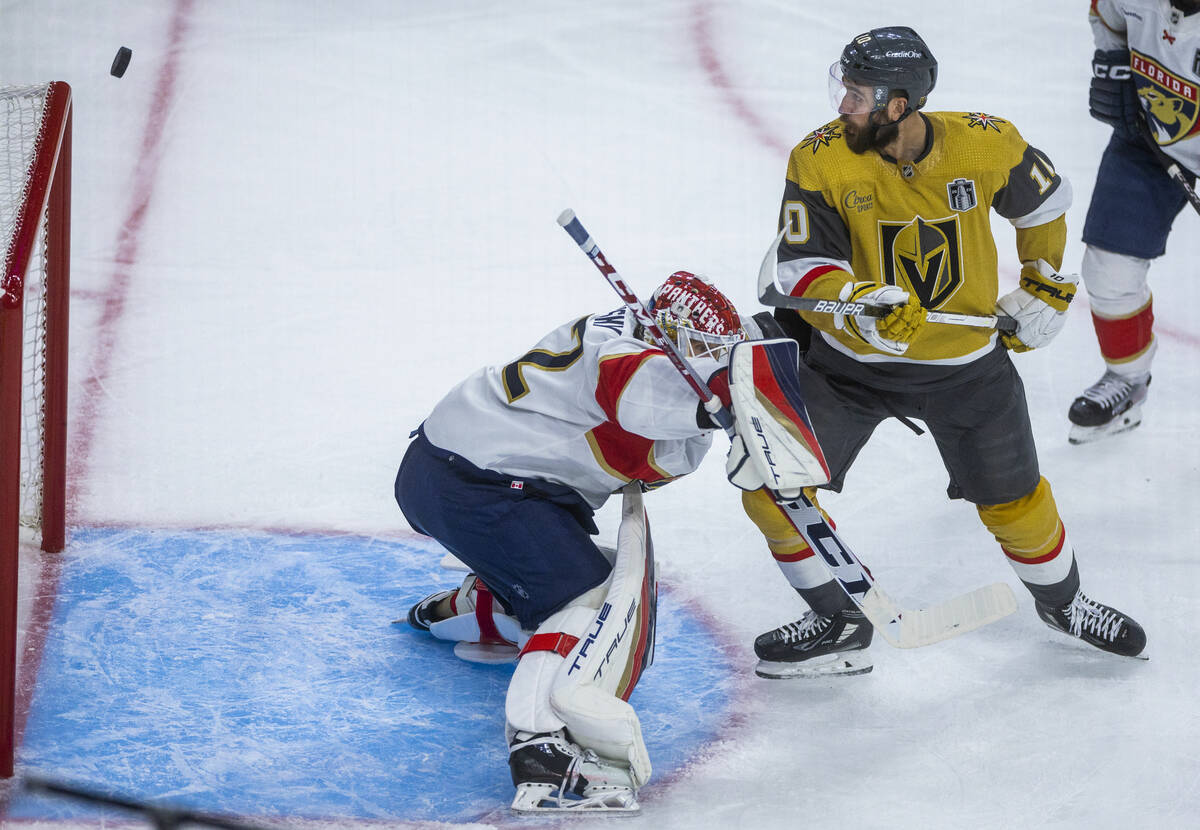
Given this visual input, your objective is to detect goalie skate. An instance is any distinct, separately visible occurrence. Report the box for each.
[508,731,640,814]
[1068,371,1149,445]
[754,608,874,679]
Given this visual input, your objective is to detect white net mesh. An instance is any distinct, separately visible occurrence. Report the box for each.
[1,83,53,530]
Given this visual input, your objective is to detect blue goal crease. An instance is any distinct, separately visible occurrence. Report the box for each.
[7,526,734,823]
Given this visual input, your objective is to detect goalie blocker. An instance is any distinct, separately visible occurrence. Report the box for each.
[724,338,831,497]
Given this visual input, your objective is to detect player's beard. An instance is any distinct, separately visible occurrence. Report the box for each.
[842,113,899,155]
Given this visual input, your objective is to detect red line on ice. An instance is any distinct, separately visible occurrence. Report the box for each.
[690,0,791,158]
[0,0,195,810]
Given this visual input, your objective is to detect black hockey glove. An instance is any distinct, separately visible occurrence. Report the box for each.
[1089,49,1143,136]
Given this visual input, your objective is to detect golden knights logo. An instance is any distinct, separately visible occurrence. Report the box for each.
[799,124,842,154]
[1131,51,1200,145]
[963,113,1006,132]
[877,215,964,308]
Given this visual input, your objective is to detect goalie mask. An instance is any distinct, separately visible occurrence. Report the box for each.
[646,271,745,360]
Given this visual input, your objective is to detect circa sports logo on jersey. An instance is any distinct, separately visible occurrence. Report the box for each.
[799,124,843,154]
[877,215,964,309]
[1131,51,1200,145]
[843,189,873,213]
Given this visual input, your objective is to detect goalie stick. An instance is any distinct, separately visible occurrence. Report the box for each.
[756,228,1019,334]
[556,209,1017,649]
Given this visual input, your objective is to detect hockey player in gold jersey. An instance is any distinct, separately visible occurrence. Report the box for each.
[744,26,1146,679]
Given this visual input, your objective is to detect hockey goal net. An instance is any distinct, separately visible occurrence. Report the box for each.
[1,81,72,779]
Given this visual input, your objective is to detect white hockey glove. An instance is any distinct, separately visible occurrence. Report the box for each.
[834,281,926,356]
[996,259,1078,353]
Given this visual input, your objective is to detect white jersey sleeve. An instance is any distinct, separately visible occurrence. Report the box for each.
[421,308,715,509]
[1090,0,1128,51]
[1093,0,1200,173]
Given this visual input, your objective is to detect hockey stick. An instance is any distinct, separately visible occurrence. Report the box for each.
[557,209,1017,648]
[1136,118,1200,215]
[757,229,1019,334]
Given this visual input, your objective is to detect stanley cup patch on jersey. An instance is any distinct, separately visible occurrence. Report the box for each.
[877,215,964,309]
[1132,50,1200,145]
[946,178,977,212]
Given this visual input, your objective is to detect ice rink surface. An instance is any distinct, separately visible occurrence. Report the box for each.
[2,1,1198,827]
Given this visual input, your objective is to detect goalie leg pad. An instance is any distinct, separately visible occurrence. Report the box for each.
[426,574,526,653]
[552,485,655,787]
[728,339,831,496]
[506,594,606,738]
[506,485,656,788]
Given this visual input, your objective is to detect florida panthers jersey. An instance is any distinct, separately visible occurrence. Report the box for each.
[764,111,1071,372]
[421,308,716,509]
[1092,0,1200,173]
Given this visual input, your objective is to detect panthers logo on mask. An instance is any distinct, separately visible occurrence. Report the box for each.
[1132,51,1200,145]
[877,215,964,308]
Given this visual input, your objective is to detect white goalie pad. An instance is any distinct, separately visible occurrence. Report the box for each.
[553,484,655,787]
[729,339,831,493]
[426,574,526,663]
[505,484,656,789]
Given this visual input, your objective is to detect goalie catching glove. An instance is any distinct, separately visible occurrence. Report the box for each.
[723,339,830,498]
[996,259,1078,353]
[834,281,927,356]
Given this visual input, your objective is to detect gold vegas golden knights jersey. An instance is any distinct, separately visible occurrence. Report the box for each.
[767,111,1071,385]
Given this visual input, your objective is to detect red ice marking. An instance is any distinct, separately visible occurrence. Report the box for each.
[690,1,791,158]
[0,0,195,813]
[68,0,196,511]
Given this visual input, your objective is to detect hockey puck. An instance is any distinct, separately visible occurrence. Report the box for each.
[110,46,132,78]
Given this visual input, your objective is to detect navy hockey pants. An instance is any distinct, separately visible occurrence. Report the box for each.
[1083,129,1192,259]
[395,428,611,630]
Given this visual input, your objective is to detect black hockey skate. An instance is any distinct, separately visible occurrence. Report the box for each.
[1035,589,1147,659]
[754,608,874,679]
[1068,371,1149,445]
[405,587,456,631]
[508,731,639,813]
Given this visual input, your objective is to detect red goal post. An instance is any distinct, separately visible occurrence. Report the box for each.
[1,81,72,779]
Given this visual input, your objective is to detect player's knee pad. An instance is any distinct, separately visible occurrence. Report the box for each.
[504,485,655,787]
[977,477,1074,586]
[427,573,525,649]
[1082,246,1151,316]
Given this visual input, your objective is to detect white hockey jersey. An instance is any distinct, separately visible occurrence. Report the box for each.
[421,308,718,509]
[1092,0,1200,171]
